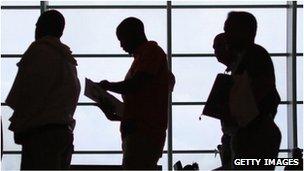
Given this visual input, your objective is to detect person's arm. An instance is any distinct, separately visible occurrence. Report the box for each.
[99,71,153,95]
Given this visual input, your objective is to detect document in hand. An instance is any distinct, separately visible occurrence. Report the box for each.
[202,73,233,120]
[84,78,124,117]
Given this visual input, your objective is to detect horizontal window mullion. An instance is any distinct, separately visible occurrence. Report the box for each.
[2,149,290,155]
[1,4,302,10]
[0,6,40,10]
[172,5,289,9]
[47,5,167,9]
[2,53,303,58]
[1,101,303,107]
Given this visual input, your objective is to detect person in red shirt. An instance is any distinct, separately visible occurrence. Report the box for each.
[98,17,175,170]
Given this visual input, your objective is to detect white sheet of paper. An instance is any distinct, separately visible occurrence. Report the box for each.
[84,78,124,117]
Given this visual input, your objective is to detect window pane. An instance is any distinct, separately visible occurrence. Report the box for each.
[172,57,286,102]
[297,57,303,101]
[173,105,222,150]
[49,1,166,5]
[71,154,122,165]
[73,106,121,150]
[172,9,286,53]
[298,8,303,53]
[1,59,19,102]
[71,154,167,169]
[1,154,21,171]
[173,153,221,170]
[49,9,166,54]
[1,1,40,6]
[172,105,287,150]
[297,105,303,148]
[1,106,21,151]
[274,105,287,149]
[1,10,39,54]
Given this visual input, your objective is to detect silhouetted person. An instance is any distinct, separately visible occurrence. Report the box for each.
[213,33,233,170]
[98,17,175,170]
[5,10,80,170]
[285,148,303,170]
[223,11,281,170]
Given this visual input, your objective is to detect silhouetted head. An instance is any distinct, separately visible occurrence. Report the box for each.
[35,10,65,40]
[224,11,257,50]
[213,33,232,66]
[116,17,147,55]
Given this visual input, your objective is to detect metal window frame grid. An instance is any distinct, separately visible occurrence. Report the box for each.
[1,1,303,170]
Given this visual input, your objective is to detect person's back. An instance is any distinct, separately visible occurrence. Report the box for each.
[5,10,80,170]
[8,36,79,133]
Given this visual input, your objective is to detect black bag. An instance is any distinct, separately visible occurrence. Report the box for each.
[202,73,233,120]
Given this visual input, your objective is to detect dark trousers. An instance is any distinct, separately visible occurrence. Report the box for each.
[20,125,74,170]
[122,132,165,170]
[231,114,281,170]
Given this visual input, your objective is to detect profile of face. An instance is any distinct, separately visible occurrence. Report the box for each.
[117,32,137,54]
[213,33,231,66]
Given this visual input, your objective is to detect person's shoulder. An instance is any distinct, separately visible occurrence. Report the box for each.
[248,44,270,57]
[144,41,166,56]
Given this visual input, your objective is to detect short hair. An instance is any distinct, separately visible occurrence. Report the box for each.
[226,11,257,40]
[37,10,65,38]
[116,17,145,37]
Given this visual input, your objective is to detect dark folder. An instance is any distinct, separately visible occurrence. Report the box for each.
[202,73,233,120]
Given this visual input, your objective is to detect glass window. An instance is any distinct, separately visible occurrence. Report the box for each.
[274,105,288,149]
[297,8,303,53]
[1,106,21,151]
[297,105,303,148]
[1,10,39,54]
[1,155,21,171]
[297,57,303,101]
[172,9,286,53]
[47,9,166,54]
[173,153,221,170]
[1,1,40,6]
[173,105,222,150]
[71,154,167,168]
[73,106,121,151]
[1,59,19,102]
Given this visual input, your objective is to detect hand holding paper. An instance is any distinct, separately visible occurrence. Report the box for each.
[84,78,124,118]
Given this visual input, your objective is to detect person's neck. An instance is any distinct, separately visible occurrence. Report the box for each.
[133,38,148,55]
